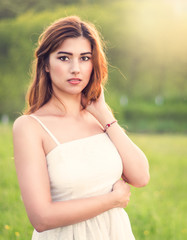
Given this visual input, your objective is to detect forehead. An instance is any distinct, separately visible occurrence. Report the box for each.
[56,37,92,53]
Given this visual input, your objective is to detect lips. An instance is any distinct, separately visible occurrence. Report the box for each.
[67,78,82,84]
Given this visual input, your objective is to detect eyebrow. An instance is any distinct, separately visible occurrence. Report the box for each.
[57,51,92,55]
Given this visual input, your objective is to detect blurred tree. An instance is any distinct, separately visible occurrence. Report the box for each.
[0,0,116,19]
[0,0,186,133]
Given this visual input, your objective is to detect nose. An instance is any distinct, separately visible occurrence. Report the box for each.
[70,59,80,75]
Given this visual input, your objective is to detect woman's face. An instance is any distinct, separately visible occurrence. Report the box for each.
[46,37,93,97]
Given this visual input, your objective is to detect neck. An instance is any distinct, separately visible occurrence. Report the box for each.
[50,93,83,117]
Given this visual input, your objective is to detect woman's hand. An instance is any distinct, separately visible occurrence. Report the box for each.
[82,87,150,188]
[81,87,108,116]
[81,87,115,126]
[111,179,131,208]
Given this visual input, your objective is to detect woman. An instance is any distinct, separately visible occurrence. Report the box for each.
[13,16,150,240]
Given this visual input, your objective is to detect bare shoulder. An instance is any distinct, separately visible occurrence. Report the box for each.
[13,115,44,164]
[13,115,39,139]
[13,115,31,128]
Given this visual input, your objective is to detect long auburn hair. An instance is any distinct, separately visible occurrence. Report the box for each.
[24,16,108,114]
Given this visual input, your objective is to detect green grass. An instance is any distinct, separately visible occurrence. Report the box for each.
[127,134,187,240]
[0,124,186,239]
[0,124,33,240]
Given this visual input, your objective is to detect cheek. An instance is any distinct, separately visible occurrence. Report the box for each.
[85,63,93,78]
[51,63,64,75]
[49,65,67,81]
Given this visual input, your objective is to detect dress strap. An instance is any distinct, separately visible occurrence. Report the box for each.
[30,115,60,146]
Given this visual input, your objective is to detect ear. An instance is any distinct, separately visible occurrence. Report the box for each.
[45,65,49,72]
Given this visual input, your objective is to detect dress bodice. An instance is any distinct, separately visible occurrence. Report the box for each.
[46,133,123,201]
[30,115,135,240]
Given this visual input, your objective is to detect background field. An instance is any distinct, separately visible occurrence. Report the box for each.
[0,124,186,239]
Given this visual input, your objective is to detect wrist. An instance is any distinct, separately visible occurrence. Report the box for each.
[107,191,119,208]
[103,120,117,132]
[95,107,116,127]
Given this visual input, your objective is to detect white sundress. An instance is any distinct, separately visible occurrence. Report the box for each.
[30,115,135,240]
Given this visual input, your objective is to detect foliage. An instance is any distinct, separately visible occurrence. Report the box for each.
[0,0,115,19]
[0,0,187,132]
[0,124,186,239]
[123,100,187,133]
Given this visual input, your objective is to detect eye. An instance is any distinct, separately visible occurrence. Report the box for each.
[81,56,91,61]
[58,56,69,61]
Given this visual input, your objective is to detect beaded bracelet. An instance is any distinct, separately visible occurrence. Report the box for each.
[103,120,117,132]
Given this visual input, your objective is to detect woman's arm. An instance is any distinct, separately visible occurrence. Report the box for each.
[82,89,150,188]
[13,115,131,232]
